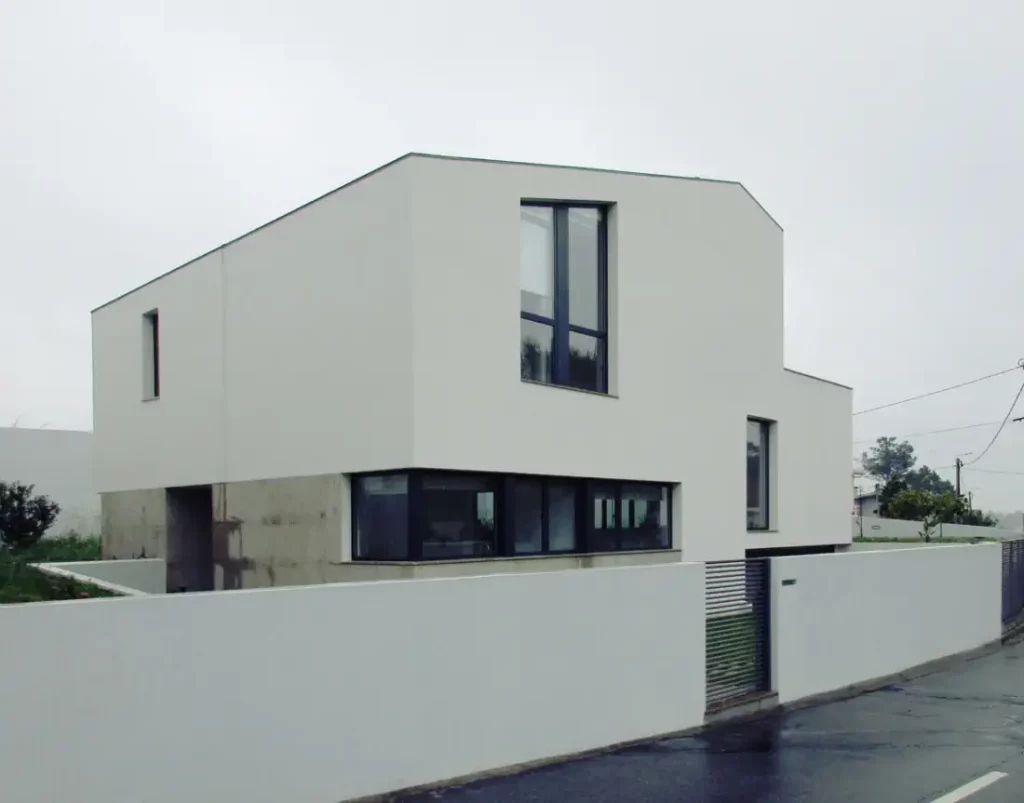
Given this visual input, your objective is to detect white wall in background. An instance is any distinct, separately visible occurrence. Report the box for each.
[853,516,1023,541]
[0,428,99,535]
[0,563,705,803]
[771,545,1002,704]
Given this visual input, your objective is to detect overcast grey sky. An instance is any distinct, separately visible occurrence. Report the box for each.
[2,0,1023,509]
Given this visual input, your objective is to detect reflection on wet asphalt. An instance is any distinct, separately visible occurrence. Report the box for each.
[402,639,1024,802]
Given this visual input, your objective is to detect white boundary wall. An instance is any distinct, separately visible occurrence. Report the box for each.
[853,516,1023,541]
[34,559,166,595]
[0,563,705,803]
[771,545,1002,704]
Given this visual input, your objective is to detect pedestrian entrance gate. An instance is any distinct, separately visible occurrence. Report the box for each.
[705,559,771,711]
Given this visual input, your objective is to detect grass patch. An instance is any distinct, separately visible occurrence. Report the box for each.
[0,541,114,604]
[853,535,999,544]
[706,611,759,685]
[16,533,102,563]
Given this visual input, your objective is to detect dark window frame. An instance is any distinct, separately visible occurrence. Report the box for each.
[143,309,160,400]
[520,201,609,393]
[747,417,771,531]
[351,469,671,562]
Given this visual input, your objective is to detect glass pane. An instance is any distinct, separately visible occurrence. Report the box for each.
[589,483,617,552]
[521,319,553,383]
[513,479,543,554]
[354,474,409,560]
[621,484,669,549]
[548,480,577,552]
[421,474,498,559]
[568,331,604,392]
[567,208,602,330]
[747,420,769,529]
[520,206,555,318]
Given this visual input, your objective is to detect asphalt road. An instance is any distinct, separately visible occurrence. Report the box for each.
[403,637,1024,803]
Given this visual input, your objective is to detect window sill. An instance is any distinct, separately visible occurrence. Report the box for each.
[521,378,618,399]
[747,529,779,534]
[348,548,679,566]
[142,396,160,403]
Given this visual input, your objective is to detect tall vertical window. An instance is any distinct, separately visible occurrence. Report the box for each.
[747,418,771,530]
[142,310,160,400]
[520,203,607,393]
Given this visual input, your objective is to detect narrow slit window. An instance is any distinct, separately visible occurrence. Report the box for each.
[143,310,160,400]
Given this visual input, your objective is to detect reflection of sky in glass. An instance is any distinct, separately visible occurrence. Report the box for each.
[520,207,553,317]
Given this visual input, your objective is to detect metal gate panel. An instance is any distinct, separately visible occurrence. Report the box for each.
[1003,540,1024,624]
[705,559,771,711]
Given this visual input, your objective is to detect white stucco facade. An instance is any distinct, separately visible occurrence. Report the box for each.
[92,154,852,566]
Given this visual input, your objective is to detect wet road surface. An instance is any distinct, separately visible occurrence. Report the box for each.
[403,637,1024,802]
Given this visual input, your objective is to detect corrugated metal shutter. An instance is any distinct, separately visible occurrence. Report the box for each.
[705,559,771,711]
[1003,540,1024,624]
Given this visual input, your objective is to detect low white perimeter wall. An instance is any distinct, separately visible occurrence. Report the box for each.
[771,545,1002,704]
[0,563,705,803]
[36,559,166,595]
[854,516,1022,541]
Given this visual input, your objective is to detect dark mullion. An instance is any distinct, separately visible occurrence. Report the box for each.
[407,471,423,561]
[580,480,593,554]
[522,311,556,327]
[615,483,624,551]
[567,324,605,339]
[553,206,570,386]
[540,480,550,553]
[499,476,514,557]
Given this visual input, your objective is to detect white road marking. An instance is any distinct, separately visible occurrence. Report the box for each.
[931,771,1008,803]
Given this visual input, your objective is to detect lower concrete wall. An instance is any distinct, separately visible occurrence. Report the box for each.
[101,489,166,560]
[213,474,344,589]
[0,563,706,803]
[37,560,166,595]
[771,545,1002,704]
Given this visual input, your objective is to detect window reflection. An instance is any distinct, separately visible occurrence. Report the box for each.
[422,475,497,558]
[354,474,409,560]
[521,319,554,383]
[747,419,770,530]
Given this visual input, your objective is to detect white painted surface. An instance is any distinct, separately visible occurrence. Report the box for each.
[36,559,165,594]
[930,771,1007,803]
[0,428,99,535]
[771,546,1002,704]
[92,155,852,560]
[0,563,705,803]
[92,159,416,492]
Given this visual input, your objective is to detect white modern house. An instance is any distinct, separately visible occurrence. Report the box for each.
[92,154,852,591]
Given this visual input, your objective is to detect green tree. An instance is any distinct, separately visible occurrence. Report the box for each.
[0,481,60,550]
[906,465,955,495]
[884,488,998,528]
[861,437,917,481]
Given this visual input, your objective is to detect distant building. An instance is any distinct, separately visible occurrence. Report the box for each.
[0,428,100,536]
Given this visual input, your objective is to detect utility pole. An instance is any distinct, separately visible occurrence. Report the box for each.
[955,457,963,497]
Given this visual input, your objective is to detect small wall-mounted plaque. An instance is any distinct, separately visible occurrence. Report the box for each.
[781,578,797,586]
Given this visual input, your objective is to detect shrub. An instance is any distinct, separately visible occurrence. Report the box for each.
[0,481,60,550]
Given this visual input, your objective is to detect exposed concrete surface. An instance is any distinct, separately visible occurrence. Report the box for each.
[401,636,1024,802]
[213,474,343,589]
[101,488,167,560]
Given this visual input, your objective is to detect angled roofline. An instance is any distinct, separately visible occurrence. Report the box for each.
[784,367,853,391]
[92,152,780,313]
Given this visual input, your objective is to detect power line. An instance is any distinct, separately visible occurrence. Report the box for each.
[852,420,1000,445]
[853,364,1023,416]
[962,380,1024,467]
[963,467,1024,476]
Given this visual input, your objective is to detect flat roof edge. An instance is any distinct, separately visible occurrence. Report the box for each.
[784,367,853,391]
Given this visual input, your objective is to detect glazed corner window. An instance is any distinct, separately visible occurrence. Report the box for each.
[747,418,771,530]
[142,309,160,400]
[520,203,608,393]
[352,472,672,561]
